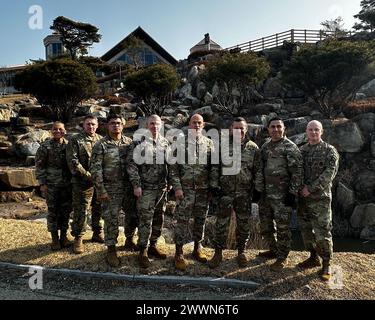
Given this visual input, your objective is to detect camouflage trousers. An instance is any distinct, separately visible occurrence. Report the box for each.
[137,189,166,249]
[46,185,72,233]
[259,197,292,259]
[101,186,138,246]
[70,183,102,238]
[174,189,209,246]
[212,192,252,252]
[297,197,333,260]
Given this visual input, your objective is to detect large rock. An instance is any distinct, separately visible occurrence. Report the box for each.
[196,82,207,100]
[187,66,199,83]
[263,76,283,98]
[0,168,39,189]
[356,78,375,98]
[192,106,214,121]
[13,129,50,157]
[360,225,375,240]
[371,135,375,158]
[178,83,192,99]
[350,204,375,232]
[250,103,282,116]
[353,170,375,201]
[0,105,16,122]
[284,116,311,136]
[335,182,356,218]
[351,113,375,144]
[289,133,307,146]
[323,120,365,153]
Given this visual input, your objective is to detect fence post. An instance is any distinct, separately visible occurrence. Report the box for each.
[304,29,307,43]
[291,29,294,43]
[276,33,278,47]
[262,37,264,50]
[249,41,251,51]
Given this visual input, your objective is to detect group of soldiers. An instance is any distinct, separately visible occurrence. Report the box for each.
[35,112,339,281]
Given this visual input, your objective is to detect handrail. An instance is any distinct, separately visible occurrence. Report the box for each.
[225,29,355,52]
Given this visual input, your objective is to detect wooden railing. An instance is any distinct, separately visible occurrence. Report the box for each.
[225,29,355,52]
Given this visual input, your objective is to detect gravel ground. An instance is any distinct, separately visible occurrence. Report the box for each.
[0,218,374,300]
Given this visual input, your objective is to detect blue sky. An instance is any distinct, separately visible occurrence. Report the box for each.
[0,0,362,66]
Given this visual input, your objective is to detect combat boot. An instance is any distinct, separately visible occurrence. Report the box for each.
[237,250,248,268]
[258,250,277,259]
[208,248,223,269]
[123,238,139,251]
[297,250,321,269]
[148,242,167,259]
[73,237,84,254]
[60,231,72,248]
[139,248,151,268]
[319,259,332,281]
[50,231,61,251]
[106,245,120,267]
[175,245,187,271]
[91,230,104,243]
[270,258,287,272]
[192,242,207,263]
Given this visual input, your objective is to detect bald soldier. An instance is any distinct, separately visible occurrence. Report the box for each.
[127,115,171,269]
[35,122,72,250]
[170,114,219,271]
[297,120,339,281]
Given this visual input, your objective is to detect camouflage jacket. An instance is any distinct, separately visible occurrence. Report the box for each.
[170,134,219,191]
[90,135,132,196]
[219,139,263,194]
[126,135,171,190]
[260,137,303,198]
[300,140,339,199]
[35,138,71,187]
[66,132,102,184]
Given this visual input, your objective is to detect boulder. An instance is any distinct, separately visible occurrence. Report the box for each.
[0,191,34,202]
[250,103,282,116]
[323,120,365,153]
[196,82,207,100]
[13,129,50,157]
[335,182,356,218]
[353,170,375,201]
[289,133,307,146]
[356,78,375,98]
[187,66,199,83]
[0,168,39,189]
[0,105,16,122]
[371,135,375,158]
[203,92,213,105]
[360,225,375,240]
[263,76,283,98]
[351,113,375,144]
[350,204,375,231]
[178,83,192,99]
[284,116,311,136]
[192,106,214,122]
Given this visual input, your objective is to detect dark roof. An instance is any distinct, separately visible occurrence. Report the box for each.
[101,26,178,65]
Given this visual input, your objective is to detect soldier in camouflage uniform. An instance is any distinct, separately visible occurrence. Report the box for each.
[35,122,72,251]
[208,117,263,268]
[170,114,219,271]
[258,117,303,271]
[127,115,171,268]
[297,120,339,281]
[66,115,103,254]
[90,114,137,267]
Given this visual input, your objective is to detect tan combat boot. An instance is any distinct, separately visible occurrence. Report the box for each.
[139,248,151,268]
[50,231,61,251]
[91,230,104,243]
[270,258,287,272]
[192,242,207,263]
[237,250,248,268]
[123,238,139,251]
[319,259,332,281]
[148,242,167,259]
[175,245,187,271]
[60,231,72,248]
[106,245,120,267]
[73,237,84,254]
[208,248,223,269]
[257,250,277,259]
[297,250,321,269]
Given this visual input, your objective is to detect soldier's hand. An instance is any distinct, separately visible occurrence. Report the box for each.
[98,193,110,202]
[40,184,48,196]
[134,187,142,198]
[175,189,184,200]
[300,186,310,198]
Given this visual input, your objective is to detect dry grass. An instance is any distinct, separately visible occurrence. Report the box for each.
[0,94,30,105]
[0,218,374,299]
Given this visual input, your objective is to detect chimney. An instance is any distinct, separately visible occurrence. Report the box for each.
[204,33,210,44]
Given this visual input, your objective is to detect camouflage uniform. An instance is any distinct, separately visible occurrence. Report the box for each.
[90,135,137,246]
[66,132,102,238]
[298,140,339,260]
[170,135,219,246]
[259,137,303,259]
[213,140,263,251]
[126,136,171,249]
[35,138,72,233]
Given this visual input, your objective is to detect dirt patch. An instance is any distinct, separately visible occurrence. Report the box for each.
[0,218,374,299]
